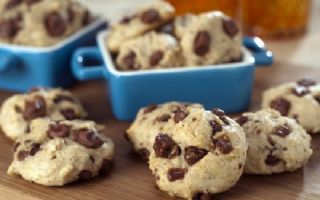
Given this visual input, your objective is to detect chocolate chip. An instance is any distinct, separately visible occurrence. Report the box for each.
[212,108,229,125]
[47,123,70,138]
[29,143,40,156]
[149,50,164,66]
[213,135,233,154]
[140,9,160,24]
[265,153,281,166]
[173,107,188,123]
[44,11,67,37]
[53,94,75,104]
[0,17,21,39]
[144,104,158,114]
[209,120,222,135]
[99,159,112,174]
[153,133,181,159]
[79,170,92,180]
[60,108,78,120]
[17,151,29,161]
[25,0,41,5]
[72,129,104,149]
[273,124,291,137]
[167,168,187,182]
[236,115,248,126]
[5,0,22,9]
[292,86,310,96]
[120,15,134,24]
[297,78,316,87]
[155,114,171,122]
[82,10,91,25]
[123,51,139,70]
[192,193,214,200]
[222,19,239,37]
[194,31,211,56]
[137,148,150,160]
[184,146,208,165]
[270,98,291,116]
[13,142,20,152]
[23,95,47,121]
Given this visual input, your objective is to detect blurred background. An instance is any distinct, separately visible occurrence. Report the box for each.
[79,0,319,69]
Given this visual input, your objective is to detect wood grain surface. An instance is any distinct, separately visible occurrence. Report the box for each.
[0,2,319,200]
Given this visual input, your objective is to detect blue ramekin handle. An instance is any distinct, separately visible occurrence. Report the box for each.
[0,50,17,72]
[71,47,105,81]
[243,36,273,66]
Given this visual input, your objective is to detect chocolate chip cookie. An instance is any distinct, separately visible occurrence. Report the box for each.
[106,0,175,52]
[236,109,312,174]
[128,103,247,200]
[0,0,91,46]
[180,11,242,66]
[262,78,320,133]
[116,32,183,70]
[0,87,87,141]
[126,102,203,159]
[7,118,114,186]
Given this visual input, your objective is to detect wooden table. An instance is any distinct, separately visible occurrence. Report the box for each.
[0,3,319,200]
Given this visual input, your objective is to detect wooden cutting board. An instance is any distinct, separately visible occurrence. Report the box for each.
[0,62,320,200]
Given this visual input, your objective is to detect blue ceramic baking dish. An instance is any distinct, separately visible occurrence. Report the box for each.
[0,19,107,92]
[72,31,273,121]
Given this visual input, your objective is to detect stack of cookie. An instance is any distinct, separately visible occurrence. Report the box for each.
[126,86,315,199]
[0,87,114,186]
[106,0,243,71]
[0,0,91,47]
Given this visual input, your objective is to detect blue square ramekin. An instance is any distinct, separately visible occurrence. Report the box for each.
[0,19,107,92]
[72,31,273,121]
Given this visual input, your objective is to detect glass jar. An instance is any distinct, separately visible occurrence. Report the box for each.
[241,0,311,38]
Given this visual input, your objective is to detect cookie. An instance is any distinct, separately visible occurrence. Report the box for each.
[180,11,242,66]
[0,87,87,141]
[262,78,320,133]
[7,118,114,186]
[126,102,203,159]
[173,13,196,39]
[106,0,175,52]
[0,0,91,46]
[236,109,312,174]
[116,32,182,70]
[148,108,247,199]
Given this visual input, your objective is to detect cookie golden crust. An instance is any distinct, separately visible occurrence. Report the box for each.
[7,118,114,186]
[106,0,175,52]
[0,0,91,46]
[237,109,312,175]
[262,78,320,133]
[0,88,87,141]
